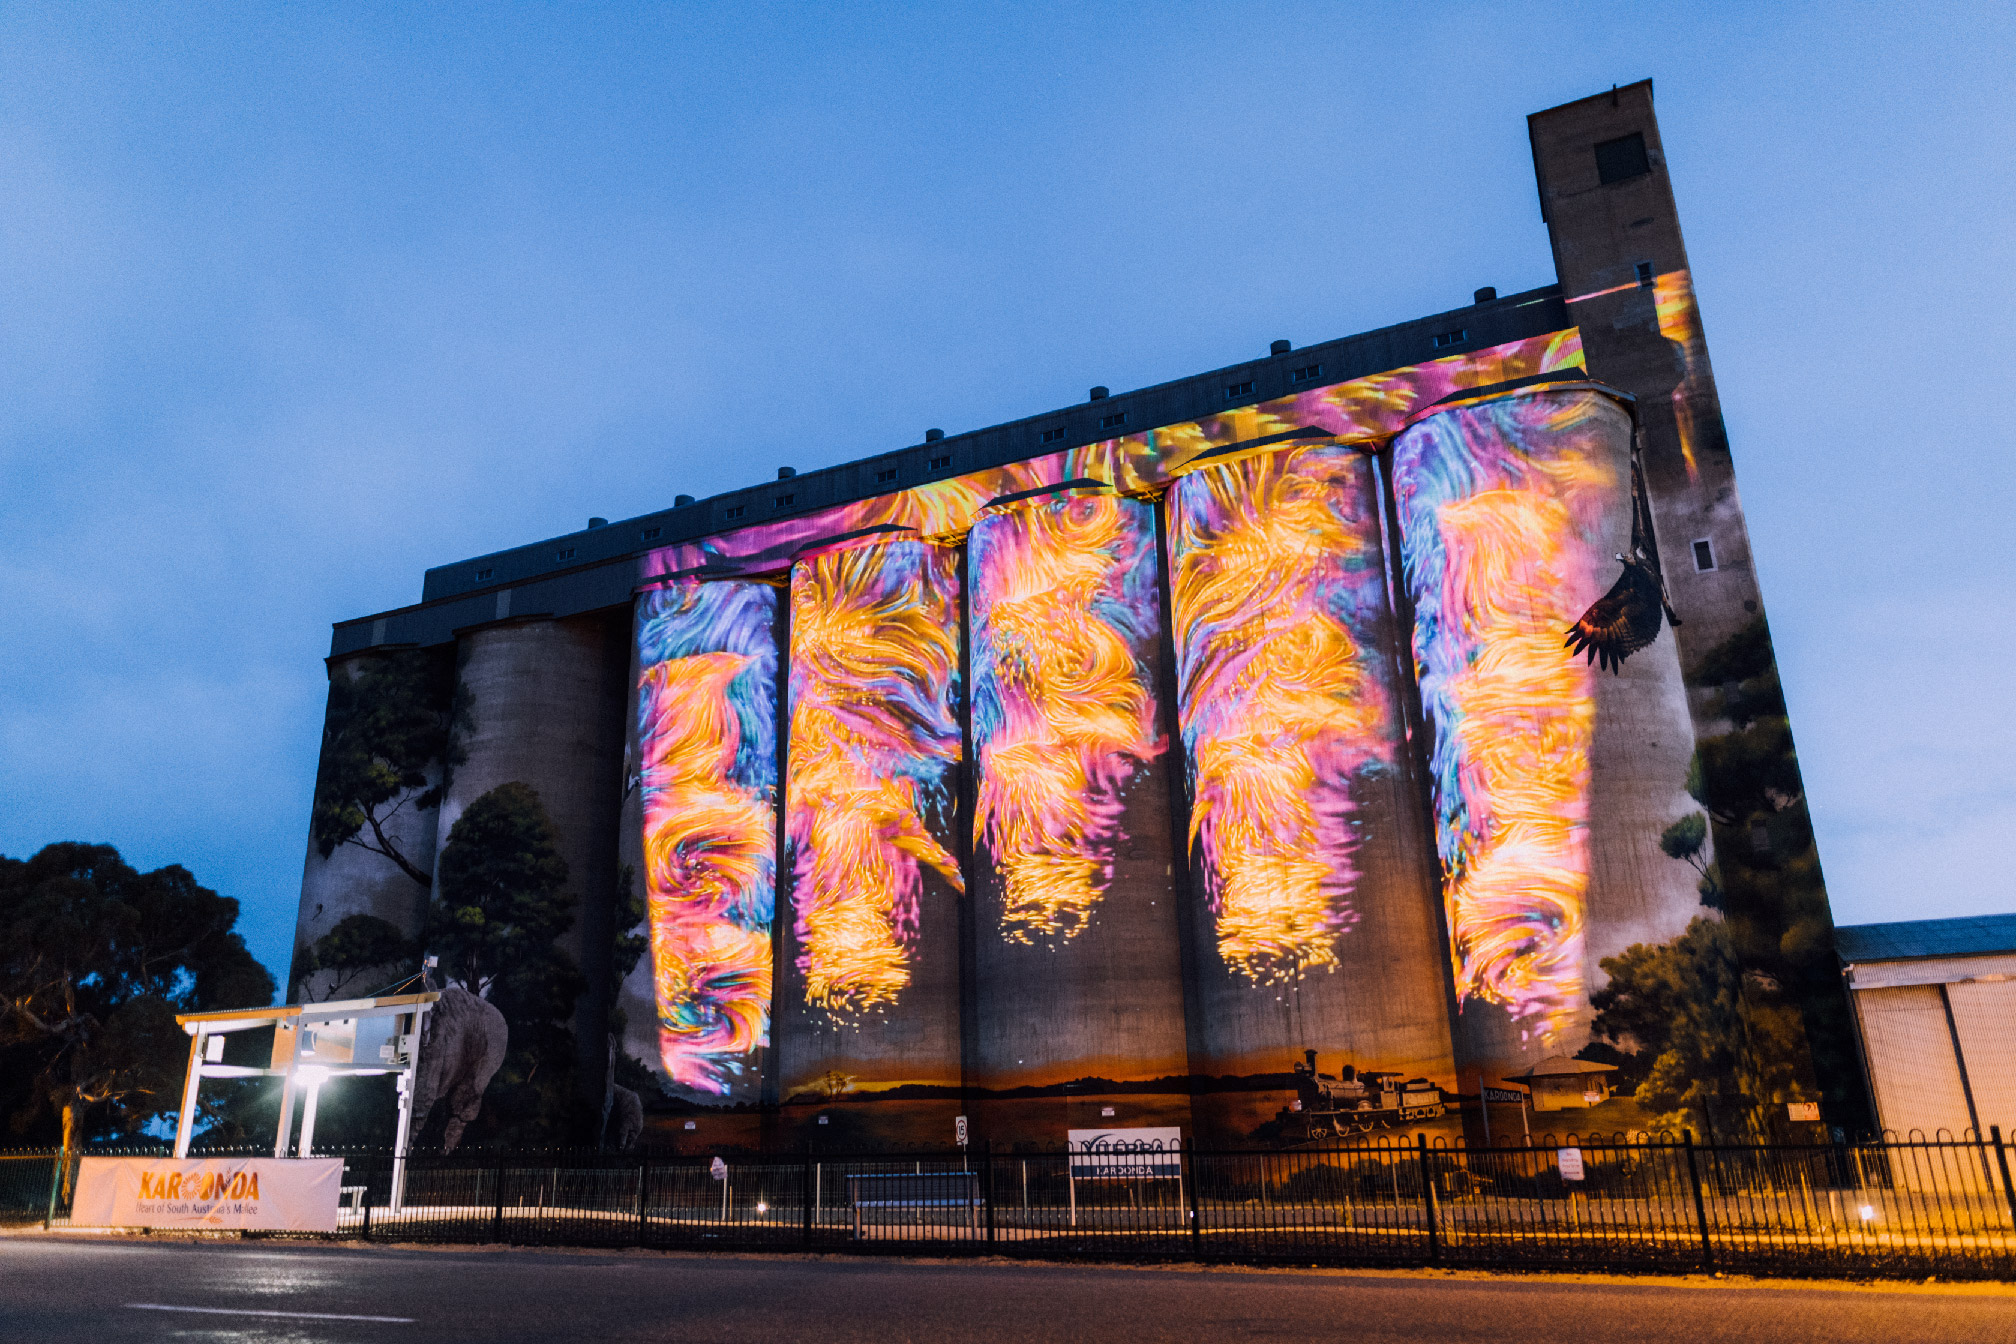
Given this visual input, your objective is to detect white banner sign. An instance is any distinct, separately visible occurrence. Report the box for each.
[1067,1127,1182,1179]
[72,1157,344,1232]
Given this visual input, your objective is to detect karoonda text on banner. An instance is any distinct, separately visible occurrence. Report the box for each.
[71,1157,344,1232]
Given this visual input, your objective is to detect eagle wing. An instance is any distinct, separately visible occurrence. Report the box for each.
[1564,560,1665,674]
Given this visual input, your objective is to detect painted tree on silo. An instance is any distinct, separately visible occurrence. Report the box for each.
[428,781,588,1142]
[309,649,468,889]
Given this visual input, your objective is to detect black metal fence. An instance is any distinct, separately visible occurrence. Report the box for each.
[9,1131,2016,1280]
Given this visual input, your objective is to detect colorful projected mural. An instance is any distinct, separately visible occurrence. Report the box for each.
[1655,269,1710,487]
[634,581,778,1096]
[1166,446,1395,983]
[968,490,1165,945]
[1390,390,1628,1045]
[786,536,965,1017]
[640,333,1583,584]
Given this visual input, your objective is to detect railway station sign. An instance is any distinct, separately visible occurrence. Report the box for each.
[1067,1127,1182,1179]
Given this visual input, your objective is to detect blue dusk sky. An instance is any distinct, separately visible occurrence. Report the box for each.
[2,2,2011,993]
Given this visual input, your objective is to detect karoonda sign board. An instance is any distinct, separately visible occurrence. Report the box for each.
[71,1157,344,1232]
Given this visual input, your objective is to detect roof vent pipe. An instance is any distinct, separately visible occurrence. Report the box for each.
[777,467,796,480]
[1089,386,1109,401]
[925,428,944,442]
[1270,339,1291,355]
[588,517,608,528]
[675,494,695,506]
[1474,286,1498,303]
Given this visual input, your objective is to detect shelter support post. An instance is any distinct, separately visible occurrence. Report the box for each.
[273,1062,298,1160]
[390,1006,425,1213]
[172,1028,206,1159]
[298,1075,324,1158]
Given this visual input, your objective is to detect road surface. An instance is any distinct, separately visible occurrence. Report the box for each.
[2,1236,2011,1342]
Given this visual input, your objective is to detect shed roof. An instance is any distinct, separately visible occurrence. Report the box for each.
[1504,1057,1617,1083]
[1833,915,2016,964]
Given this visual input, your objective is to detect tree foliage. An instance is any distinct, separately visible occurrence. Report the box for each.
[1591,917,1812,1140]
[0,844,274,1150]
[292,913,419,1002]
[607,864,647,1034]
[428,782,586,1142]
[311,649,467,888]
[1658,811,1721,908]
[1684,616,1858,1128]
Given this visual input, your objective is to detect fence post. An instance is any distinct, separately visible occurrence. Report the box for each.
[981,1139,997,1245]
[492,1151,507,1244]
[1682,1131,1714,1272]
[638,1155,651,1247]
[43,1153,63,1230]
[1992,1127,2016,1233]
[361,1165,373,1240]
[1416,1134,1440,1265]
[802,1146,814,1248]
[1183,1139,1202,1252]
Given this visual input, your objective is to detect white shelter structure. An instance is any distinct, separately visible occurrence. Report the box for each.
[172,992,438,1206]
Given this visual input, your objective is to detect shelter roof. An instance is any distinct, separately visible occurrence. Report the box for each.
[1833,915,2016,964]
[1504,1057,1617,1083]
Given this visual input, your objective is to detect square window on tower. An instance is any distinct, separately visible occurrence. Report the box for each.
[1692,538,1717,572]
[1595,132,1651,185]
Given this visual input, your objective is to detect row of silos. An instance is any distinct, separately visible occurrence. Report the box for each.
[302,382,1708,1148]
[627,383,1708,1147]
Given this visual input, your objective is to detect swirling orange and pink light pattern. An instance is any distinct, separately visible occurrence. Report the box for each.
[640,333,1584,583]
[1391,391,1621,1044]
[1167,447,1394,983]
[635,581,778,1096]
[1654,269,1710,486]
[787,537,964,1017]
[969,492,1165,945]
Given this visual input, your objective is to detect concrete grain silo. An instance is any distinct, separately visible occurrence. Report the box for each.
[964,490,1193,1144]
[438,612,632,1115]
[290,647,454,1001]
[1166,445,1458,1142]
[1388,385,1706,1089]
[773,536,967,1148]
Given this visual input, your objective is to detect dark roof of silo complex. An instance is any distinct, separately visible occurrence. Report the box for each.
[330,283,1567,657]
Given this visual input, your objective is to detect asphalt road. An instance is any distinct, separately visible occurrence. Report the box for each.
[2,1238,2012,1343]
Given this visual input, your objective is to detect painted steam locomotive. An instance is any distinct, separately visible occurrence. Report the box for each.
[1276,1049,1447,1142]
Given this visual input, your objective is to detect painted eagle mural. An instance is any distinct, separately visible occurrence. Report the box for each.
[1565,552,1682,674]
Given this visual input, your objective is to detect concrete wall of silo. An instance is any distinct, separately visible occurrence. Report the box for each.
[1389,388,1704,1101]
[290,647,450,1003]
[964,494,1193,1148]
[1168,448,1458,1145]
[439,611,632,1120]
[772,538,966,1149]
[613,601,657,1118]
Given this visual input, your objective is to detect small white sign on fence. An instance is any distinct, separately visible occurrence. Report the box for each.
[1556,1147,1585,1182]
[709,1156,728,1181]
